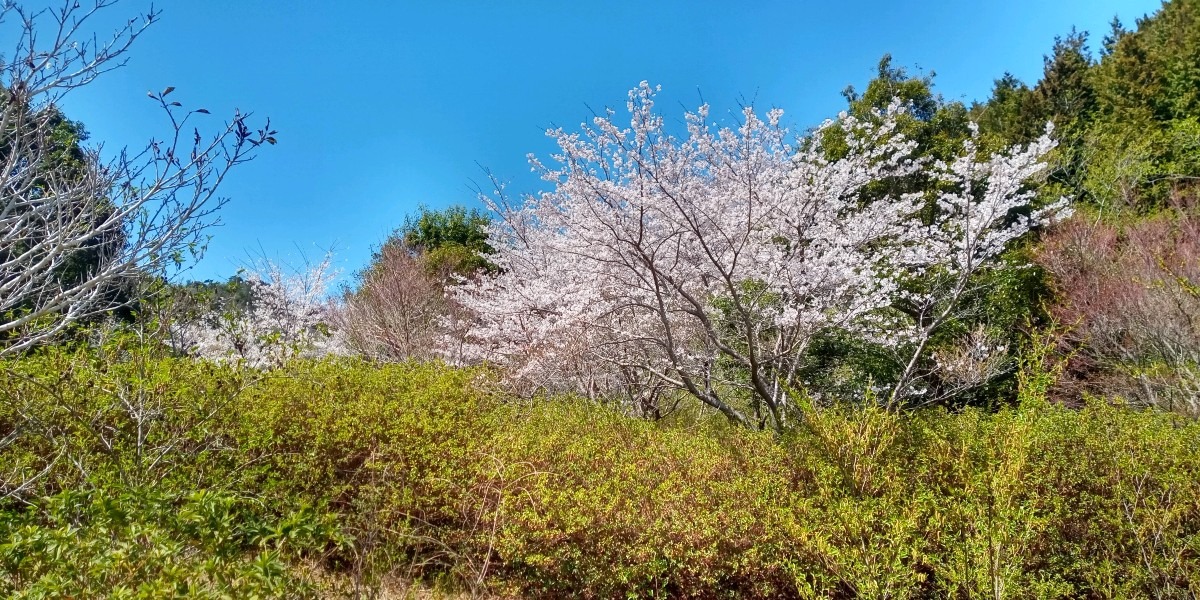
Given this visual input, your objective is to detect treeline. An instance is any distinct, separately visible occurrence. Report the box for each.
[855,0,1200,212]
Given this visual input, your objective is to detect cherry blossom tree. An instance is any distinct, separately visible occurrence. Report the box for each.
[455,83,1068,429]
[0,1,275,354]
[171,255,344,368]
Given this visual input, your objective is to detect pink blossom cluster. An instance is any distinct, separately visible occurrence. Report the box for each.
[453,83,1068,426]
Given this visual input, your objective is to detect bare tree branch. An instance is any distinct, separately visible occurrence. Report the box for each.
[0,0,275,354]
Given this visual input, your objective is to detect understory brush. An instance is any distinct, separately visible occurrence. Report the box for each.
[2,346,1199,598]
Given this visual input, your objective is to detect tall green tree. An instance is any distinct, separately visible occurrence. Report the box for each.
[392,204,495,278]
[972,1,1200,212]
[840,54,972,162]
[1085,0,1200,209]
[972,73,1042,149]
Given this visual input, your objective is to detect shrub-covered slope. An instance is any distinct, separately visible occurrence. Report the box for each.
[3,349,1200,598]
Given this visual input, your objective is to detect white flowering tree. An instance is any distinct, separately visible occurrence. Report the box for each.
[456,83,1068,429]
[172,255,344,368]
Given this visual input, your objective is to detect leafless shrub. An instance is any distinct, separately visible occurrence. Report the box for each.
[1038,206,1200,415]
[333,243,459,363]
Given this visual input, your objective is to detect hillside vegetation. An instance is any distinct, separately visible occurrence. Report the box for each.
[3,342,1200,598]
[3,0,1200,598]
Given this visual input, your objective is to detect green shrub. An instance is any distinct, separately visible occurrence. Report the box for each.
[0,340,255,498]
[0,487,341,599]
[485,403,795,597]
[480,399,1200,598]
[230,359,502,588]
[3,346,1200,597]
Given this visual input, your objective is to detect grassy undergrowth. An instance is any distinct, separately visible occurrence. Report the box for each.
[2,344,1199,598]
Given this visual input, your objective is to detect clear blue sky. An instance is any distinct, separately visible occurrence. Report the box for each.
[40,0,1162,284]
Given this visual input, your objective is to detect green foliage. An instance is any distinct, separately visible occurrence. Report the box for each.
[0,488,338,599]
[0,339,249,497]
[3,346,1200,597]
[231,359,501,587]
[483,392,1200,598]
[392,204,496,278]
[0,342,347,598]
[842,55,974,162]
[972,0,1200,212]
[973,74,1044,150]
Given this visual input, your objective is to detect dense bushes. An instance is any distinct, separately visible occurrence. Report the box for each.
[0,344,348,597]
[3,349,1200,597]
[0,488,341,599]
[0,345,499,596]
[233,359,501,589]
[486,398,1200,598]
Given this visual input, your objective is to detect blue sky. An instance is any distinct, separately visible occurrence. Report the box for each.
[39,0,1163,284]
